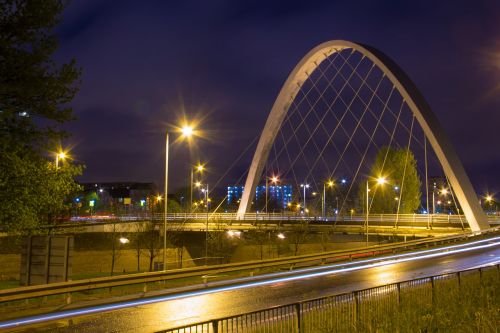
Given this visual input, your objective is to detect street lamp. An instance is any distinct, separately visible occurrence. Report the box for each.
[163,123,195,269]
[196,181,210,264]
[366,177,387,246]
[323,180,334,217]
[300,184,310,212]
[190,163,205,210]
[55,151,67,169]
[485,195,496,214]
[267,175,280,213]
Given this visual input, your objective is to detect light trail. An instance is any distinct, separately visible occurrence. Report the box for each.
[203,235,500,285]
[1,237,499,330]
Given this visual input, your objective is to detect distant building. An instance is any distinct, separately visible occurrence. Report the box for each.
[77,182,157,214]
[227,185,293,209]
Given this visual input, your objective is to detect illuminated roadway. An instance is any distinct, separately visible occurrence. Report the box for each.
[3,235,499,332]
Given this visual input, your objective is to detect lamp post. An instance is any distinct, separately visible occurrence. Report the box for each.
[163,124,194,270]
[190,164,204,211]
[300,183,309,213]
[366,177,386,246]
[485,195,493,214]
[323,180,334,218]
[269,176,279,212]
[202,184,209,264]
[55,151,66,169]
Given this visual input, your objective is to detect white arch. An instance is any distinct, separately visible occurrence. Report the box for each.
[237,40,488,231]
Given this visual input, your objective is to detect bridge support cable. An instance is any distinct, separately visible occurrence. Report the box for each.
[395,115,416,228]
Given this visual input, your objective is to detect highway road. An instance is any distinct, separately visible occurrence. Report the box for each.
[3,236,499,332]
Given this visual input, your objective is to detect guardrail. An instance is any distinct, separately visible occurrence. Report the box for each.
[163,264,500,333]
[0,227,498,308]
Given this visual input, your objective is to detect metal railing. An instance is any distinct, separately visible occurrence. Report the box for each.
[67,212,500,225]
[0,227,497,308]
[162,264,500,333]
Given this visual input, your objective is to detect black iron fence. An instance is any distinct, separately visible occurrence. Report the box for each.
[162,264,499,333]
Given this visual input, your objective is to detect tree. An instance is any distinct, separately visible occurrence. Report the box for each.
[0,0,82,232]
[288,221,309,256]
[362,147,421,214]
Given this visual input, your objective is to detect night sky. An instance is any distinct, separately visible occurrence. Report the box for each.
[54,0,500,195]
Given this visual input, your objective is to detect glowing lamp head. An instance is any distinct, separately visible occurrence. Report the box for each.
[440,188,449,195]
[277,233,285,239]
[57,152,66,160]
[377,177,387,185]
[271,176,278,183]
[486,195,493,202]
[196,164,204,172]
[119,237,130,244]
[327,180,334,187]
[195,181,202,187]
[181,125,194,137]
[156,195,162,202]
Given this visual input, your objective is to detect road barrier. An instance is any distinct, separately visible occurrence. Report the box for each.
[162,264,499,333]
[0,227,497,311]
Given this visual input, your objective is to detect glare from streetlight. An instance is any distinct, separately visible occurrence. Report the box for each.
[271,176,279,183]
[440,188,449,195]
[57,152,66,160]
[277,233,285,239]
[376,177,387,185]
[119,237,129,244]
[196,164,204,172]
[327,180,334,187]
[181,125,194,137]
[195,181,202,187]
[485,195,493,202]
[156,195,162,202]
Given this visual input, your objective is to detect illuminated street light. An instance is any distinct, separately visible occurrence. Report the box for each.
[227,230,241,238]
[277,233,285,239]
[156,195,162,202]
[119,237,130,244]
[163,121,197,269]
[323,180,335,217]
[440,188,449,195]
[191,163,205,210]
[181,125,193,137]
[55,151,67,169]
[366,177,388,246]
[300,184,310,211]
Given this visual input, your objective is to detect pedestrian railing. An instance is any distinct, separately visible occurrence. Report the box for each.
[161,264,500,333]
[62,213,500,230]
